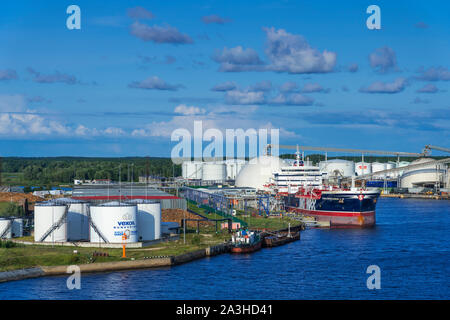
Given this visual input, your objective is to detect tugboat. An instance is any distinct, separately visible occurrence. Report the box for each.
[230,228,262,253]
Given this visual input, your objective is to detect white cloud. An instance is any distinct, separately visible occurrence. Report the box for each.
[174,104,206,115]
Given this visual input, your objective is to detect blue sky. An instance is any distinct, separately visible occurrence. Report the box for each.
[0,0,449,157]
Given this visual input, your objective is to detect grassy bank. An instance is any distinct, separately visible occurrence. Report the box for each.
[0,232,229,272]
[187,201,302,231]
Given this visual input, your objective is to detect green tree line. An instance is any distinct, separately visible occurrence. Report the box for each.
[1,157,181,186]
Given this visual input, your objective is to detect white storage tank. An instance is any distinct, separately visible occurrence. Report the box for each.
[395,161,411,178]
[371,162,387,179]
[319,159,355,178]
[355,162,372,176]
[0,218,12,239]
[128,199,161,241]
[224,159,247,180]
[89,202,138,243]
[235,155,286,190]
[386,162,396,178]
[53,198,89,241]
[182,161,203,180]
[202,163,226,181]
[12,218,23,238]
[34,203,68,242]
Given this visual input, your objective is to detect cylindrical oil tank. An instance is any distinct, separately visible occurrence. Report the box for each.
[52,198,89,241]
[182,161,203,180]
[396,161,411,178]
[319,159,355,178]
[202,163,226,181]
[89,202,138,243]
[34,203,67,242]
[355,162,372,176]
[385,162,396,178]
[128,199,161,241]
[0,218,12,239]
[12,218,23,238]
[371,162,387,179]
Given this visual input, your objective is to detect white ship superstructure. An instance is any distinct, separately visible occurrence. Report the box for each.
[269,147,323,194]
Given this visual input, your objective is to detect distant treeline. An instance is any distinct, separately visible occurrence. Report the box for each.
[1,157,181,186]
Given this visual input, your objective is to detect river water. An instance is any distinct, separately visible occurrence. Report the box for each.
[0,198,448,300]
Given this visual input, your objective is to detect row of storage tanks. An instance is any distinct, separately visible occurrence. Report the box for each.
[318,159,412,179]
[182,160,247,181]
[33,198,162,244]
[0,217,24,239]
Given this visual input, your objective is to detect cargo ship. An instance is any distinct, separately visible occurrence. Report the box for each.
[272,148,381,227]
[283,186,380,227]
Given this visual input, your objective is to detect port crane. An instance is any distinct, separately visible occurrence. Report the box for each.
[423,145,450,155]
[266,144,424,158]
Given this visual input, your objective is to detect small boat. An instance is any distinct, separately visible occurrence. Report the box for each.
[230,229,262,254]
[262,231,300,248]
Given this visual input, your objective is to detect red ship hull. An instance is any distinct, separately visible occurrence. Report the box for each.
[230,240,262,253]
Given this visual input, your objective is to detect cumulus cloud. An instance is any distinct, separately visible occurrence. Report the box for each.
[249,80,272,92]
[174,104,206,115]
[416,84,439,93]
[269,93,314,106]
[415,66,450,81]
[130,22,193,44]
[127,7,154,20]
[225,90,266,105]
[202,15,231,24]
[128,76,184,91]
[27,67,79,85]
[211,27,337,74]
[300,83,330,93]
[369,46,398,73]
[211,81,237,92]
[212,46,264,72]
[263,27,337,74]
[359,78,407,94]
[279,82,299,93]
[0,69,18,81]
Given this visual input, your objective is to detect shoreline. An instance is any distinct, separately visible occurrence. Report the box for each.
[0,242,230,284]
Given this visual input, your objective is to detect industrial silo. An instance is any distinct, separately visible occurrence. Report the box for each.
[182,161,203,180]
[89,202,138,243]
[371,162,387,179]
[53,198,90,241]
[11,218,23,238]
[385,162,396,178]
[34,203,68,242]
[202,163,226,181]
[396,161,411,178]
[355,162,372,176]
[0,218,12,239]
[319,159,355,178]
[128,199,161,241]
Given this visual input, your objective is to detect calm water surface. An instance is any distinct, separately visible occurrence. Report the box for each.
[0,198,448,299]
